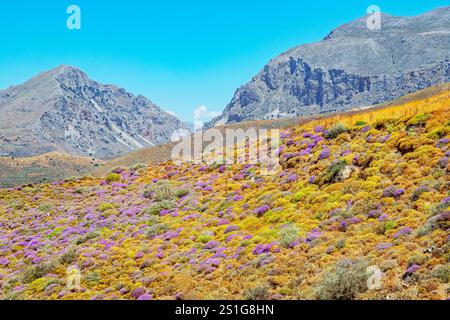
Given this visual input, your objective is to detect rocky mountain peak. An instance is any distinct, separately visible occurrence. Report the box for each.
[0,66,187,159]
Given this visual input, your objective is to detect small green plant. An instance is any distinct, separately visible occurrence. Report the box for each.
[319,160,348,184]
[131,163,146,171]
[154,182,174,201]
[324,123,348,139]
[97,203,114,212]
[316,259,369,300]
[38,203,52,213]
[147,223,170,238]
[22,261,58,283]
[9,200,24,210]
[174,188,190,198]
[243,283,270,300]
[59,249,77,265]
[86,272,101,283]
[431,264,449,282]
[335,239,346,250]
[144,200,176,216]
[105,173,121,183]
[406,113,430,130]
[355,121,367,126]
[75,231,100,245]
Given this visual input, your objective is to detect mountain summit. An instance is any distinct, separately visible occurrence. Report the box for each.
[0,66,187,159]
[208,7,450,126]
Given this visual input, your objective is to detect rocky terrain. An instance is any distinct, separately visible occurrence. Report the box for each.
[0,66,187,159]
[208,7,450,127]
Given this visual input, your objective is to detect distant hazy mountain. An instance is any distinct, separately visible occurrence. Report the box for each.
[208,7,450,127]
[0,66,187,159]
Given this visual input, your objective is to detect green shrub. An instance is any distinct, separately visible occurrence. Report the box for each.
[97,203,114,212]
[174,188,190,198]
[335,239,346,250]
[144,200,176,216]
[154,182,174,201]
[86,272,101,283]
[106,173,121,183]
[278,223,299,248]
[131,163,146,171]
[406,113,430,130]
[431,264,449,282]
[75,231,100,245]
[64,176,77,183]
[59,249,77,265]
[38,203,52,213]
[9,200,24,210]
[243,283,270,300]
[22,261,58,283]
[316,259,369,300]
[319,160,348,184]
[147,223,170,238]
[324,123,348,139]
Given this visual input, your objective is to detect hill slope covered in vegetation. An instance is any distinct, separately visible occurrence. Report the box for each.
[0,91,449,300]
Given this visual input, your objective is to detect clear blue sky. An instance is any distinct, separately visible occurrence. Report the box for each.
[0,0,449,121]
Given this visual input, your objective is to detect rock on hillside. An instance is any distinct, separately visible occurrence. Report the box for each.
[208,7,450,126]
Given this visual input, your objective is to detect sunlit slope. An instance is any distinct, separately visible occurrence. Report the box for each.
[0,91,448,300]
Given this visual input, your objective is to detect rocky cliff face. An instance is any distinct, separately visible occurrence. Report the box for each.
[208,7,450,126]
[0,66,187,159]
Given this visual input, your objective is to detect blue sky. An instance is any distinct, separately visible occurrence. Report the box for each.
[0,0,449,121]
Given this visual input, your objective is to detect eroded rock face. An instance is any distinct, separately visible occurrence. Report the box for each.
[0,66,187,159]
[208,7,450,127]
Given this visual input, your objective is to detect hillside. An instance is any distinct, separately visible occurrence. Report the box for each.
[208,7,450,127]
[0,92,448,300]
[0,65,187,159]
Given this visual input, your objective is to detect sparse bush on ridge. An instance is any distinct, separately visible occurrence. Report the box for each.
[144,200,176,216]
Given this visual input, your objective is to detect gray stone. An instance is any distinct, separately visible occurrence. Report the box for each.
[0,66,187,159]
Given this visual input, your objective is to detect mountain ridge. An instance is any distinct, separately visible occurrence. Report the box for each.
[0,66,187,159]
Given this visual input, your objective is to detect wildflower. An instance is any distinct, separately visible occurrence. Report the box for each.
[224,225,239,233]
[253,205,270,216]
[393,227,412,238]
[305,228,322,243]
[285,174,298,183]
[435,138,450,148]
[318,148,330,160]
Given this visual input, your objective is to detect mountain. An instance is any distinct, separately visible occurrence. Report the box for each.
[0,66,187,159]
[207,7,450,127]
